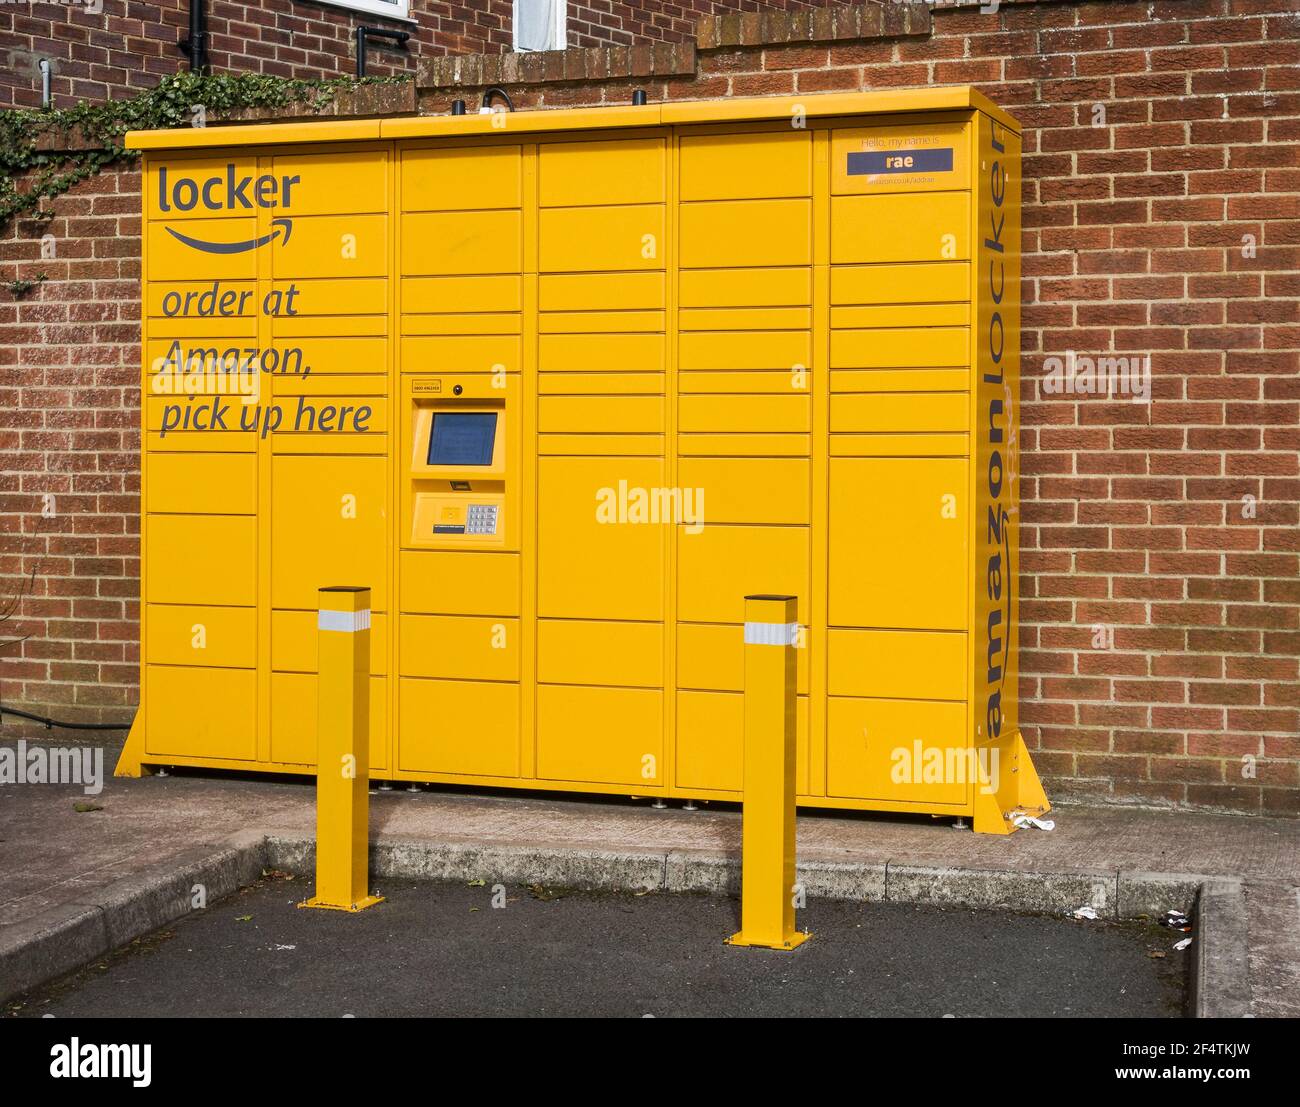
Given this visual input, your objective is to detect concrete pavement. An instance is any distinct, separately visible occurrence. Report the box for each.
[1,736,1296,1015]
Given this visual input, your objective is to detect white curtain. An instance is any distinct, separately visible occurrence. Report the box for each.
[514,0,564,52]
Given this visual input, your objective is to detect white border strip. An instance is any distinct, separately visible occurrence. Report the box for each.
[743,621,800,647]
[318,609,372,633]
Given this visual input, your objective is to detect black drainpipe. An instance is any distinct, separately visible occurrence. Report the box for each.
[356,26,410,78]
[180,0,209,74]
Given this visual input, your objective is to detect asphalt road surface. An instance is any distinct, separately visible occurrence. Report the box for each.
[8,876,1188,1017]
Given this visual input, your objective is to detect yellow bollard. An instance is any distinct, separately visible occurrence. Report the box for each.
[300,586,384,913]
[727,594,809,950]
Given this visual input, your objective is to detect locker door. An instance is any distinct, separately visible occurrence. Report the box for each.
[271,455,388,610]
[146,666,256,761]
[271,673,389,771]
[827,697,968,805]
[829,457,966,631]
[146,516,256,606]
[537,456,665,621]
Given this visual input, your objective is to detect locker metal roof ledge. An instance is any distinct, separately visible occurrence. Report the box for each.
[123,87,1021,150]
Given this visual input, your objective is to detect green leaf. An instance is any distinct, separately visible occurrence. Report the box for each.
[1,73,412,229]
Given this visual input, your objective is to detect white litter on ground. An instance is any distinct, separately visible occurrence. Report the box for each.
[1010,811,1056,831]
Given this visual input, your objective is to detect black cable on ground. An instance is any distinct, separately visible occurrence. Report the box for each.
[0,705,134,731]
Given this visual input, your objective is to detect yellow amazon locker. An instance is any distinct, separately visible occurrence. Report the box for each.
[118,88,1047,833]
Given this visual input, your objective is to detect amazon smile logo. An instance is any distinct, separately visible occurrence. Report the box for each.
[159,164,300,254]
[167,218,292,254]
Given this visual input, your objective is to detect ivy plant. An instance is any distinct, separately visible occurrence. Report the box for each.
[0,71,410,227]
[6,272,48,298]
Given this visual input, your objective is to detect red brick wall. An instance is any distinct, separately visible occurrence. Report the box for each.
[2,0,1298,817]
[0,1,861,108]
[0,1,515,108]
[566,1,854,48]
[1003,1,1300,818]
[0,166,142,720]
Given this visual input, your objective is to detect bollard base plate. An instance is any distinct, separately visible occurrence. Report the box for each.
[726,930,811,952]
[298,894,385,913]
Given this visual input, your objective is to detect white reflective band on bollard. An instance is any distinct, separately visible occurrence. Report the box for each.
[317,609,372,633]
[743,621,801,647]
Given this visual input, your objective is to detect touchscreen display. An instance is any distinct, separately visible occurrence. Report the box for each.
[427,412,497,466]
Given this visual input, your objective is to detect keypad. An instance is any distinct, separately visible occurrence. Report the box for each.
[465,503,498,535]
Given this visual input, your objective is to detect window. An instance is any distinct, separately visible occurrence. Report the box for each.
[313,0,411,23]
[513,0,566,52]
